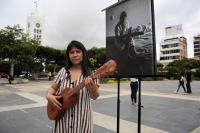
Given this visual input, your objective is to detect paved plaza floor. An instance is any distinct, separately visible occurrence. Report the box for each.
[0,78,200,133]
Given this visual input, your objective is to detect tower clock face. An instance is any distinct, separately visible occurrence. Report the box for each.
[36,23,40,28]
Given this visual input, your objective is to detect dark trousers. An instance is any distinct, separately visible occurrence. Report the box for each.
[49,76,51,81]
[8,79,11,84]
[177,82,186,92]
[130,81,138,102]
[186,81,191,93]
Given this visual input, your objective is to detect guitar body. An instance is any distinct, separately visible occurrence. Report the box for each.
[47,88,79,120]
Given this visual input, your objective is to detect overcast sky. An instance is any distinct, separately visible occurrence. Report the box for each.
[1,0,200,60]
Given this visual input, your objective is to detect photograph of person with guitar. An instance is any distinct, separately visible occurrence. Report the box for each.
[114,11,146,74]
[46,40,100,133]
[105,0,156,77]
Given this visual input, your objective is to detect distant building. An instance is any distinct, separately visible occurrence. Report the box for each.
[193,33,200,57]
[159,24,187,66]
[189,56,200,60]
[26,3,45,45]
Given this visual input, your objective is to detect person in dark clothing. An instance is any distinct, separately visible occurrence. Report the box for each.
[185,68,192,93]
[25,71,28,79]
[8,75,15,84]
[174,72,187,94]
[130,78,138,106]
[48,71,52,81]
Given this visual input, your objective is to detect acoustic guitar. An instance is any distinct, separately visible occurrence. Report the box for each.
[47,60,117,120]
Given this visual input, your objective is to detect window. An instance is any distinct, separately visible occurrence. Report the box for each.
[194,53,200,56]
[194,49,200,52]
[194,45,200,48]
[194,41,200,44]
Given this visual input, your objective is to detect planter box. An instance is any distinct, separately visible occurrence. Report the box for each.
[17,79,22,84]
[11,80,17,84]
[21,79,29,83]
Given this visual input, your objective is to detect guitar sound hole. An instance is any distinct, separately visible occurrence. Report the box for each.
[59,97,63,104]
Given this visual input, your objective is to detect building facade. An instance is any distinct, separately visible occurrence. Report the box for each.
[193,34,200,57]
[26,6,45,45]
[159,36,187,66]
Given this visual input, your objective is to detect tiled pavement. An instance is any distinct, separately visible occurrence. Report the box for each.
[0,78,200,133]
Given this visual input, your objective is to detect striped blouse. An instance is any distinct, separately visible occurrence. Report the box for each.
[52,67,98,133]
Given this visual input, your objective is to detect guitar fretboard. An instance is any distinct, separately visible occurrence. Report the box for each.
[64,74,95,98]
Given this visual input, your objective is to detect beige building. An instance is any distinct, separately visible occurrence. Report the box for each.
[193,34,200,57]
[159,36,188,66]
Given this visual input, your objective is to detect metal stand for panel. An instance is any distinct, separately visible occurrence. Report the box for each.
[117,78,120,133]
[138,77,144,133]
[116,77,143,133]
[117,77,159,133]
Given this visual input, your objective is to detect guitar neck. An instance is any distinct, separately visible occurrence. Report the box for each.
[66,81,85,97]
[62,60,117,98]
[117,31,144,39]
[64,74,95,97]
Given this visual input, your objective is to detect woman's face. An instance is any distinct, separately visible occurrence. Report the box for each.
[69,46,83,66]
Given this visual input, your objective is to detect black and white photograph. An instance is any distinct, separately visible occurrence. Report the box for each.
[105,0,156,77]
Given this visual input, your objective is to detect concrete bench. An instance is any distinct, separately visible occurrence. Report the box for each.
[11,80,17,84]
[16,79,22,84]
[21,79,29,83]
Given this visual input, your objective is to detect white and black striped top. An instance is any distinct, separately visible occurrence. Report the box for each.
[52,67,98,133]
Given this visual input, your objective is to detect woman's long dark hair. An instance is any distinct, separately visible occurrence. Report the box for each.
[120,11,127,21]
[65,40,94,77]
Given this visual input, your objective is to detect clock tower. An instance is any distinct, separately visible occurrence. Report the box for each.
[26,3,45,45]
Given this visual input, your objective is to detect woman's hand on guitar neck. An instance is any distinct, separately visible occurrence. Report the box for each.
[85,77,97,92]
[46,94,62,110]
[85,76,99,100]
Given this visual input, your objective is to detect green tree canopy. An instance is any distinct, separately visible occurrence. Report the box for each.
[87,47,106,68]
[20,45,62,79]
[0,24,39,76]
[165,57,200,73]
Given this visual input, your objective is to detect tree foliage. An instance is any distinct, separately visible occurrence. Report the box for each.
[20,45,62,79]
[0,25,38,76]
[87,47,106,68]
[54,49,66,67]
[157,62,164,74]
[164,57,200,79]
[165,58,200,73]
[0,61,22,76]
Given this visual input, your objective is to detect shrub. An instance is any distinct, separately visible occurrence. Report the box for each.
[142,78,153,81]
[163,78,168,81]
[107,79,115,83]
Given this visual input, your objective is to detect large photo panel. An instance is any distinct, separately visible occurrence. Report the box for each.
[105,0,156,77]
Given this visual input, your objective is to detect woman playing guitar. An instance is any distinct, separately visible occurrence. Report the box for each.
[46,40,100,133]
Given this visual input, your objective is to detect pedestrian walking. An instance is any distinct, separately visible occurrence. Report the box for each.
[185,68,192,93]
[174,72,187,95]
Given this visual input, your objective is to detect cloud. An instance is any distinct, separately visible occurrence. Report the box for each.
[154,0,200,58]
[1,0,200,59]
